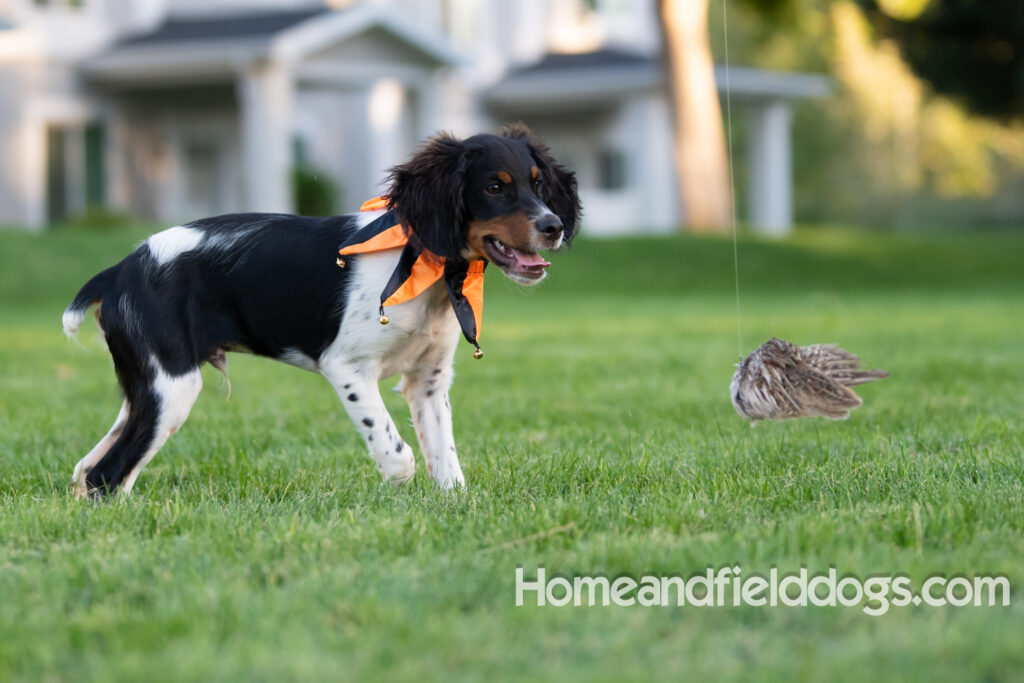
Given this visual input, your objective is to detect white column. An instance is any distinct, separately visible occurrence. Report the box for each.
[509,0,547,65]
[638,93,680,232]
[20,114,47,230]
[238,63,294,213]
[65,123,86,217]
[366,78,409,184]
[747,99,793,236]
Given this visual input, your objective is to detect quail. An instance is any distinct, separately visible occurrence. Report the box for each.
[730,338,889,421]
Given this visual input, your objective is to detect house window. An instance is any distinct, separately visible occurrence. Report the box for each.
[597,148,627,190]
[292,135,309,168]
[32,0,85,8]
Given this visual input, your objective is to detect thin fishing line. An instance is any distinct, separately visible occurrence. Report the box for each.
[721,0,742,358]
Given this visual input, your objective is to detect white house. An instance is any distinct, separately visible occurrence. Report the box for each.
[0,0,828,233]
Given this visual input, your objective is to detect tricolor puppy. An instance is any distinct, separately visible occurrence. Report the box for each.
[62,124,579,496]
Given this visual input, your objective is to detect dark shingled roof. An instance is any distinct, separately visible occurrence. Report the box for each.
[511,48,655,75]
[117,7,330,47]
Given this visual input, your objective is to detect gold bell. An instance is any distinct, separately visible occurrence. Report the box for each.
[336,257,346,268]
[379,314,390,325]
[473,348,484,360]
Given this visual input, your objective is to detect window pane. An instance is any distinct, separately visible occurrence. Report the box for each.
[598,148,627,190]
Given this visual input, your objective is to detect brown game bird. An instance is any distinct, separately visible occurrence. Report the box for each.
[730,338,889,421]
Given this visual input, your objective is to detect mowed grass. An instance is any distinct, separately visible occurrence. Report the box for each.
[0,224,1022,682]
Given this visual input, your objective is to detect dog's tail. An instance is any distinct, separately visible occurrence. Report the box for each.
[63,266,118,339]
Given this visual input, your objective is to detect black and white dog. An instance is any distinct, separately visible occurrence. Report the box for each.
[63,124,579,496]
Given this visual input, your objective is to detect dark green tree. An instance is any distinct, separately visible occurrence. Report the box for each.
[859,0,1024,119]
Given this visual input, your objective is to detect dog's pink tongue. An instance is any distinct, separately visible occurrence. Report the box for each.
[512,249,550,268]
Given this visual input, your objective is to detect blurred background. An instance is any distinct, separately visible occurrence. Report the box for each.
[0,0,1020,235]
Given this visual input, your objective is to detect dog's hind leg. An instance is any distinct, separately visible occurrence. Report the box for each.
[72,400,129,496]
[82,360,202,497]
[119,366,202,494]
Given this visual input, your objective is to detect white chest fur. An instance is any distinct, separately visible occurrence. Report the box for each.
[319,249,462,381]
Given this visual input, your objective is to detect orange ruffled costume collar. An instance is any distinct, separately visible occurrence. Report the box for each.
[338,197,486,358]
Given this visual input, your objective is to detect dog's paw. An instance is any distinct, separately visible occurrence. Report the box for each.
[433,466,466,491]
[379,450,416,485]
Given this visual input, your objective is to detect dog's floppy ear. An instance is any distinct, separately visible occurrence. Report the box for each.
[498,122,582,245]
[386,133,470,261]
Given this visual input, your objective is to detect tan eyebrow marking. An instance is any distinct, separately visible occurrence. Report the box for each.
[497,171,512,184]
[530,166,539,179]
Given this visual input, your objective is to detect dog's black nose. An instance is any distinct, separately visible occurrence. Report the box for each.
[535,214,563,236]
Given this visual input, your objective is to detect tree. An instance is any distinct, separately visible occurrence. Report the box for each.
[859,0,1024,120]
[659,0,732,233]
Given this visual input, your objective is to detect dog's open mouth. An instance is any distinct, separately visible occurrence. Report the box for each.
[483,236,550,280]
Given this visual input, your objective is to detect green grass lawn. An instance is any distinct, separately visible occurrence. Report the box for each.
[1,224,1022,682]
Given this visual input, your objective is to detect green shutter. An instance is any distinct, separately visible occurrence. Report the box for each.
[46,126,67,223]
[84,122,106,209]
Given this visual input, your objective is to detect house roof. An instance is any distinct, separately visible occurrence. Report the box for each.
[115,8,329,47]
[486,49,831,110]
[486,49,661,110]
[512,48,655,74]
[84,5,461,87]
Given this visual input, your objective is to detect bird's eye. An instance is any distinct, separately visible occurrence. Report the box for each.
[532,179,542,194]
[486,183,502,195]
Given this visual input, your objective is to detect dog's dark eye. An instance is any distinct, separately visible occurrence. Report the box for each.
[485,183,502,195]
[532,179,543,194]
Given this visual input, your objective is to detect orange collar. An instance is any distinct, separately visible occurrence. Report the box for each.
[337,197,486,355]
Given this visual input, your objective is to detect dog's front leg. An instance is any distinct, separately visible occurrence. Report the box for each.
[321,364,415,484]
[401,365,465,490]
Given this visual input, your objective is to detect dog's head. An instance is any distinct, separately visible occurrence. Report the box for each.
[385,123,580,285]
